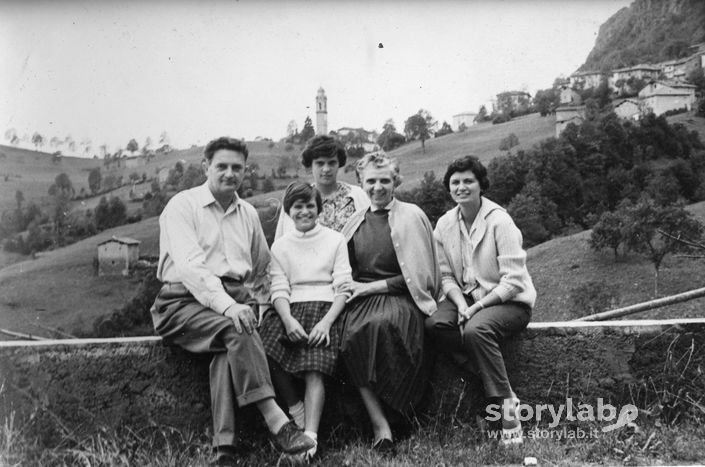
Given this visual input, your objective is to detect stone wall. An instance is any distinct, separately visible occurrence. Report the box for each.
[2,319,704,448]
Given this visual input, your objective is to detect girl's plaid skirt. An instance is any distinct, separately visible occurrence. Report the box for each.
[259,301,340,377]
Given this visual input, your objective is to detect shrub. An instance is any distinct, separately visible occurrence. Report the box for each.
[92,264,160,337]
[395,171,453,227]
[569,280,620,318]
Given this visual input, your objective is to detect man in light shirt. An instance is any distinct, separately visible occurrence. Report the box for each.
[151,137,315,465]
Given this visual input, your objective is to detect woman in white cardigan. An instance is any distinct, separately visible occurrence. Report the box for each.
[424,156,536,446]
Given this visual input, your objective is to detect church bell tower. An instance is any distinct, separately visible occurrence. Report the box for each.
[316,87,328,135]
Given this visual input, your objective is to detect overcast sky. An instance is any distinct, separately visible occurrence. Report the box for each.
[0,0,631,156]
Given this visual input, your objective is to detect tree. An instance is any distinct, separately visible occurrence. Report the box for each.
[286,120,298,139]
[65,135,76,153]
[126,138,139,155]
[404,109,436,153]
[4,128,17,144]
[144,136,153,152]
[395,171,453,226]
[48,173,74,197]
[532,88,558,116]
[31,132,44,151]
[377,119,405,151]
[590,209,627,259]
[159,131,170,145]
[300,116,315,143]
[49,136,61,148]
[81,138,92,155]
[474,105,489,123]
[435,121,453,138]
[102,173,118,191]
[620,198,704,296]
[498,133,520,152]
[507,182,561,247]
[95,196,127,230]
[88,167,102,194]
[177,163,207,192]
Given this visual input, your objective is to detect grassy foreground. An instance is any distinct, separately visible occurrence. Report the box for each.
[3,410,705,466]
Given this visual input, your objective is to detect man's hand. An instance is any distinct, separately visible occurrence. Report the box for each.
[224,303,258,334]
[308,320,332,347]
[284,317,308,344]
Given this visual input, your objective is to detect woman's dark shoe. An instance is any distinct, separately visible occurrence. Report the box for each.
[210,445,244,466]
[273,421,317,454]
[372,438,396,456]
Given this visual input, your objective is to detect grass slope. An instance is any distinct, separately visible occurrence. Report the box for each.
[388,113,557,186]
[531,201,705,321]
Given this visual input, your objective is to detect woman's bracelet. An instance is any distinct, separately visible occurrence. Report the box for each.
[476,301,485,310]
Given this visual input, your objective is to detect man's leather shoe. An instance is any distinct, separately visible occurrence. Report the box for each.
[273,421,316,454]
[210,445,243,466]
[372,438,396,456]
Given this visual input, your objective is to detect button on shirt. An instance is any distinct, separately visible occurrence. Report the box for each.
[156,183,271,314]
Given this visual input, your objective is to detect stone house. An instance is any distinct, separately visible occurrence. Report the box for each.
[559,86,582,106]
[97,236,140,276]
[612,99,641,120]
[452,112,477,130]
[609,64,662,90]
[638,81,697,116]
[569,71,606,90]
[658,57,691,81]
[494,91,531,116]
[555,105,586,138]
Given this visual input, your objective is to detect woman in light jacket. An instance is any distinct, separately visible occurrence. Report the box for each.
[339,151,441,454]
[425,156,536,446]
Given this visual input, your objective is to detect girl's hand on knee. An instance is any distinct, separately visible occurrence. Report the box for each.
[308,320,332,347]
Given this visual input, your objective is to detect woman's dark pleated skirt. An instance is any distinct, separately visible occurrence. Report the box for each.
[339,293,426,413]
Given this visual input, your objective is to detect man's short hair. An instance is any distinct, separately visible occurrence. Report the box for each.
[204,137,249,162]
[300,135,347,168]
[283,181,323,215]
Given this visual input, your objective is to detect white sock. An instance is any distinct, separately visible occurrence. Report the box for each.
[288,401,305,429]
[260,402,288,434]
[304,431,318,457]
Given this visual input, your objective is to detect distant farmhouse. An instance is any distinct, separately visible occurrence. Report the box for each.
[335,127,379,152]
[494,91,531,116]
[569,70,606,90]
[452,112,477,131]
[555,105,586,138]
[639,81,697,115]
[97,236,140,277]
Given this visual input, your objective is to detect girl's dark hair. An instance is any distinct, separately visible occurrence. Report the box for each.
[442,155,490,193]
[283,181,322,215]
[300,135,347,168]
[203,137,249,161]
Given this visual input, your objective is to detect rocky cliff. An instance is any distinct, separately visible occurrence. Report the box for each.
[579,0,705,72]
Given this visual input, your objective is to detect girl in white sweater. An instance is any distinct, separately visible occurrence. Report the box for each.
[259,181,352,460]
